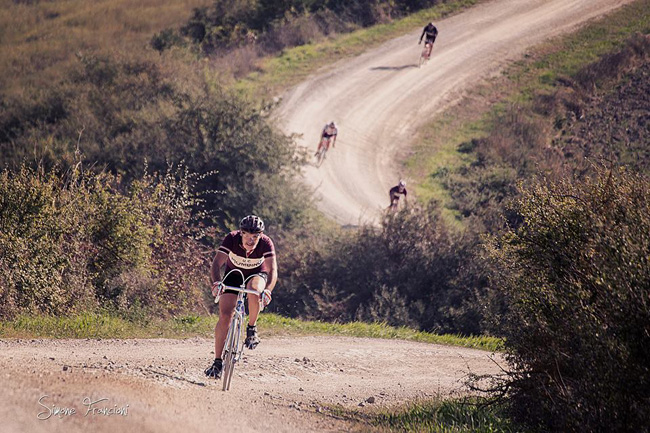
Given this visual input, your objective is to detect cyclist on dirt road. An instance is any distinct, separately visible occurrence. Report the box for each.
[389,180,408,210]
[205,215,278,379]
[419,22,438,48]
[315,121,338,156]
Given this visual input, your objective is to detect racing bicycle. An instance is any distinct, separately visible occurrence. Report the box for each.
[418,41,434,68]
[314,137,330,167]
[215,270,264,391]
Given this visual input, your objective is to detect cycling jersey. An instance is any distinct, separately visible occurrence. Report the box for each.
[218,231,275,279]
[390,185,408,201]
[420,24,438,44]
[322,124,338,139]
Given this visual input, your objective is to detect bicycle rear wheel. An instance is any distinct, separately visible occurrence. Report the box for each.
[221,315,242,391]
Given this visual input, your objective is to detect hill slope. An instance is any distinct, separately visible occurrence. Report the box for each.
[275,0,636,225]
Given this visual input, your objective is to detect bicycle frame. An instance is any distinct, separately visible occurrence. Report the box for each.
[315,136,330,167]
[216,269,264,391]
[419,41,433,68]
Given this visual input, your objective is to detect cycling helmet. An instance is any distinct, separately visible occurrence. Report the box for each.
[399,179,406,187]
[329,121,336,128]
[239,215,265,233]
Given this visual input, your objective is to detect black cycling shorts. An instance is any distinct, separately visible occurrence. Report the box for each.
[222,271,268,295]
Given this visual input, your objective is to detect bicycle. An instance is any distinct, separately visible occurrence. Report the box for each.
[418,41,434,68]
[314,137,330,167]
[215,269,264,391]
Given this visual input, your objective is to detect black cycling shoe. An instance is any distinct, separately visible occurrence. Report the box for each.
[204,358,223,379]
[245,325,260,350]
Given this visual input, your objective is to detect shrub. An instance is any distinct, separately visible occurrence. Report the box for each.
[277,203,490,334]
[0,164,213,319]
[485,167,650,432]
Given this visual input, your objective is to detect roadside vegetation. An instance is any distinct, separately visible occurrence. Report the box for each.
[331,397,516,433]
[1,0,649,431]
[0,312,501,351]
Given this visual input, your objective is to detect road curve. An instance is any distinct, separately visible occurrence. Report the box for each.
[275,0,635,226]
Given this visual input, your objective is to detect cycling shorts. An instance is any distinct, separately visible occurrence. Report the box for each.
[222,271,268,295]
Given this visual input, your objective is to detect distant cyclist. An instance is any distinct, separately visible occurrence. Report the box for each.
[205,215,278,379]
[315,121,338,156]
[389,180,408,210]
[419,21,438,51]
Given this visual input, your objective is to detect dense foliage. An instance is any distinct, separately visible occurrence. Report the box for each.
[486,168,650,432]
[274,203,489,335]
[0,164,213,319]
[152,0,449,59]
[0,53,310,232]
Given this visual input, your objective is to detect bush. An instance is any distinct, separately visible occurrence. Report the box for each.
[0,164,213,319]
[277,203,490,334]
[485,167,650,432]
[0,52,310,233]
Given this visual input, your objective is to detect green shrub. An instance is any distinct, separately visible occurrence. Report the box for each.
[277,203,489,334]
[0,164,212,319]
[486,167,650,432]
[0,51,310,233]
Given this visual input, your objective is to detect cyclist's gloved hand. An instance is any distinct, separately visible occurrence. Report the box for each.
[261,289,272,308]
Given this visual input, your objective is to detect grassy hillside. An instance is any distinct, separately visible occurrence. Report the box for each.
[0,0,212,98]
[407,0,650,229]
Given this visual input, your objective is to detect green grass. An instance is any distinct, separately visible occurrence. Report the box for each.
[0,312,502,351]
[372,399,515,433]
[325,397,517,433]
[407,0,650,218]
[232,0,484,98]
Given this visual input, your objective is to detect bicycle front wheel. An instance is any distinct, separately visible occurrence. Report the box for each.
[221,315,242,391]
[317,148,327,166]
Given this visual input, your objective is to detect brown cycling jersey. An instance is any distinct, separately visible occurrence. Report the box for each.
[390,185,408,200]
[322,124,338,139]
[218,231,275,278]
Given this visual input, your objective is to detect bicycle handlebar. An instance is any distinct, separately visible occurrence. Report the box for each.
[220,284,263,296]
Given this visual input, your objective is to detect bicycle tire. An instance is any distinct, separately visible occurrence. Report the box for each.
[222,315,241,391]
[316,148,327,167]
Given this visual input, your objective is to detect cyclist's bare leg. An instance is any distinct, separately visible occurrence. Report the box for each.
[245,276,266,326]
[315,139,325,156]
[214,293,237,357]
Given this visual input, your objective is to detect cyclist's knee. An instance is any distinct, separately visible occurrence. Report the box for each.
[247,276,266,293]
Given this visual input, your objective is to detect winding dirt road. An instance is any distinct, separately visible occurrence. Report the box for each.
[276,0,635,225]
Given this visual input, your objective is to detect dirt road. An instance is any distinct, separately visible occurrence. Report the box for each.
[276,0,636,225]
[1,336,501,432]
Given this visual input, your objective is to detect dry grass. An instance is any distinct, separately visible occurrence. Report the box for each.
[0,0,212,97]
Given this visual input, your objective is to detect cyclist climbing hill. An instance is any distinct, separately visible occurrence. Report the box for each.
[205,215,278,379]
[418,22,438,66]
[388,180,408,210]
[315,121,338,156]
[419,22,438,46]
